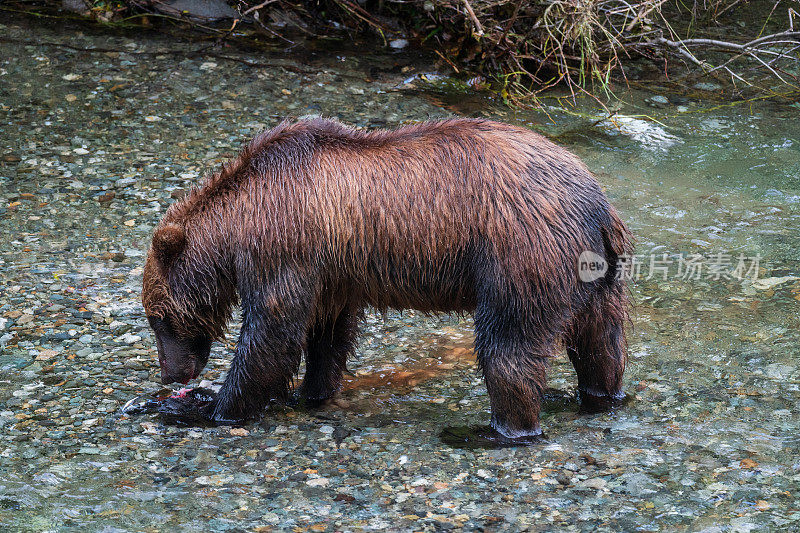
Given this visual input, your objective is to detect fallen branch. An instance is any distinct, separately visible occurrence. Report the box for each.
[642,30,800,89]
[462,0,485,37]
[241,0,278,17]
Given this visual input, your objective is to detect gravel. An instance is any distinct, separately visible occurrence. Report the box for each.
[1,14,800,532]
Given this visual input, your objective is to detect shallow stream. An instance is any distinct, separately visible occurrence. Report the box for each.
[0,15,798,532]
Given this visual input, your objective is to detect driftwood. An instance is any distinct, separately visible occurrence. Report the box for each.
[642,30,800,90]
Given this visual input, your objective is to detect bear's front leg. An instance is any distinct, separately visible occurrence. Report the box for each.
[298,307,360,405]
[208,287,310,424]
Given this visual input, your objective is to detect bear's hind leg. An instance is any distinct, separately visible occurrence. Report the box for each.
[299,307,360,403]
[566,290,628,412]
[474,301,550,440]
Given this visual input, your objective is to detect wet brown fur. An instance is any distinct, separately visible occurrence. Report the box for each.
[142,118,632,437]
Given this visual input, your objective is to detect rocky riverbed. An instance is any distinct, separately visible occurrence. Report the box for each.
[1,15,799,532]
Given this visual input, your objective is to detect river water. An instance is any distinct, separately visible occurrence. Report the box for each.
[0,15,798,532]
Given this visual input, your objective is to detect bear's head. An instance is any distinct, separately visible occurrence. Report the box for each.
[142,222,214,385]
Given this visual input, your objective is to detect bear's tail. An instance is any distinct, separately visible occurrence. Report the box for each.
[601,208,634,286]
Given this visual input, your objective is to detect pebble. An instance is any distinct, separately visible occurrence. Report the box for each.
[694,81,722,91]
[578,477,608,490]
[117,333,142,344]
[649,95,669,106]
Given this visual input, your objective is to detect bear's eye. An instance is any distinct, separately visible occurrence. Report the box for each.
[147,316,172,335]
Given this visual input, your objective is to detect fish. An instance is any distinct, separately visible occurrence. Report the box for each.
[120,386,221,426]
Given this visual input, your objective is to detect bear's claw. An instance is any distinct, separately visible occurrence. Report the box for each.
[286,389,334,409]
[439,425,546,449]
[577,389,629,414]
[157,387,245,427]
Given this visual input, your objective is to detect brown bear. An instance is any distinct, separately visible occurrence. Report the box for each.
[142,117,632,443]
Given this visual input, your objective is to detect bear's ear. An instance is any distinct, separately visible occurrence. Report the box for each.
[152,223,186,267]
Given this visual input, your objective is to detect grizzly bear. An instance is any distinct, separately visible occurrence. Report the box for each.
[142,118,632,443]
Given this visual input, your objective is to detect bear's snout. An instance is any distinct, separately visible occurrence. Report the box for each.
[160,362,195,386]
[156,340,204,385]
[156,339,197,385]
[148,316,210,386]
